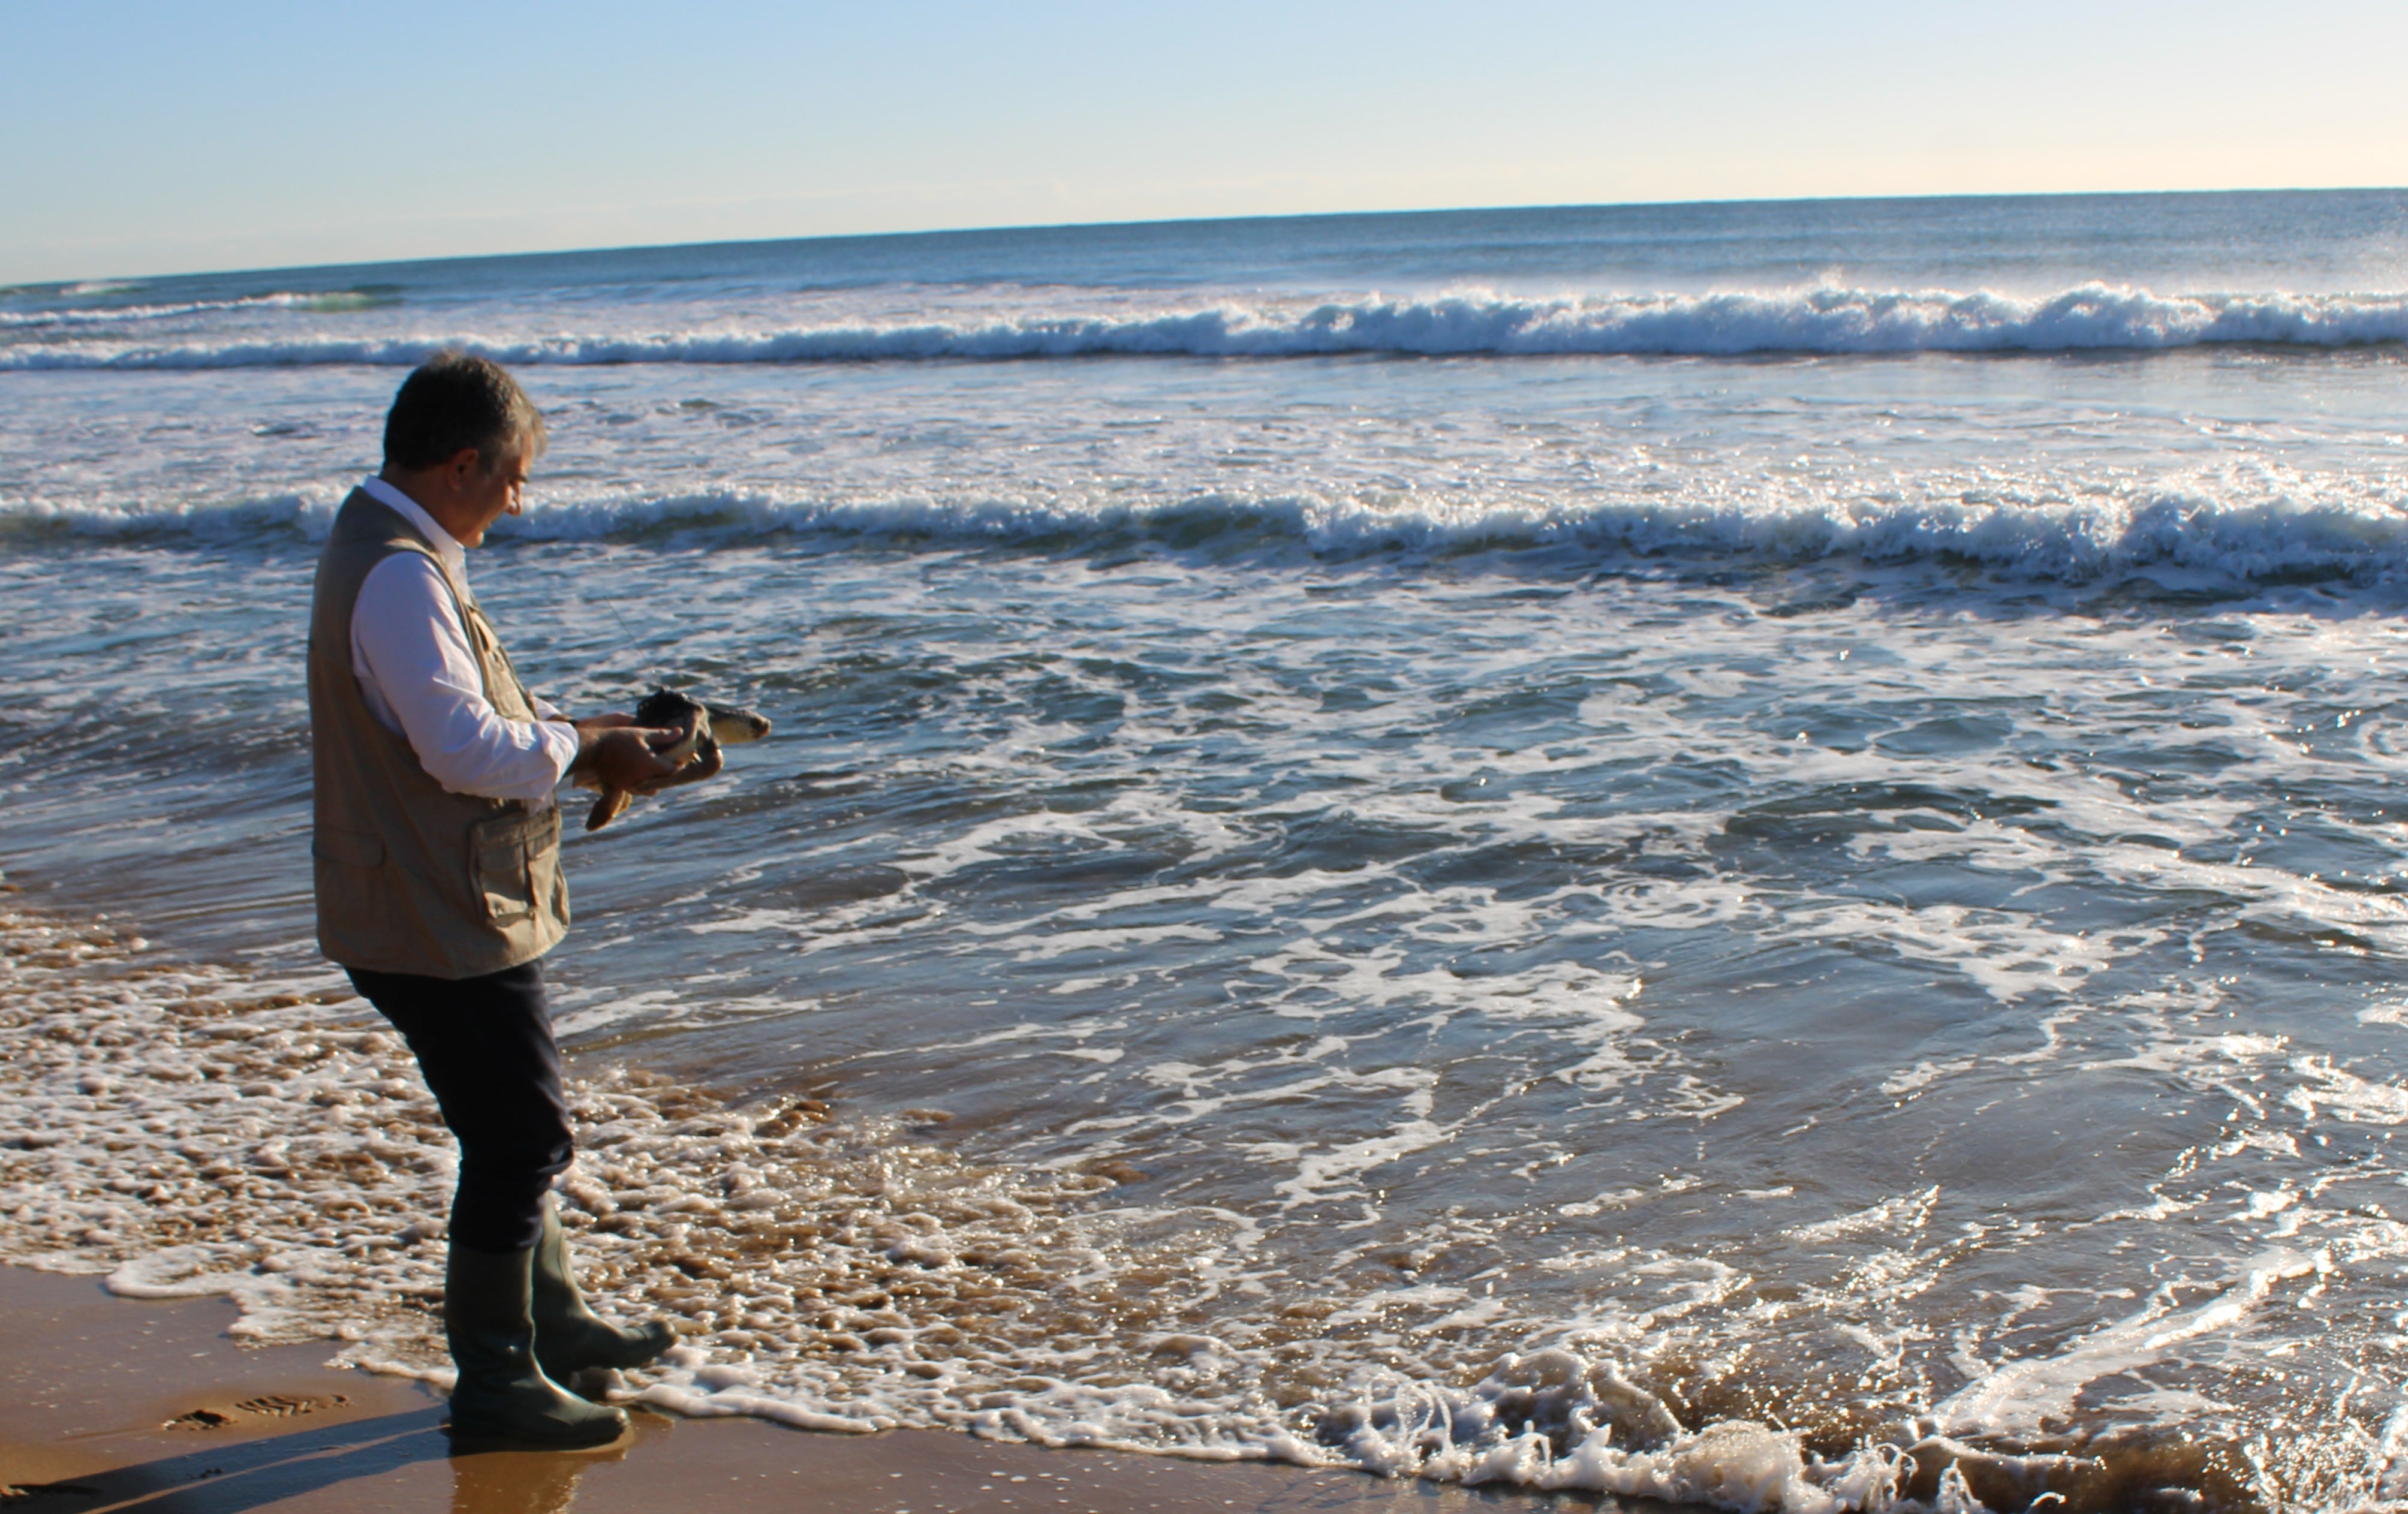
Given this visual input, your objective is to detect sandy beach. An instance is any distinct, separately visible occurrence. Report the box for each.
[0,1266,1553,1513]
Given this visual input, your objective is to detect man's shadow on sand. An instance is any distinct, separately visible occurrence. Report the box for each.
[5,1406,624,1513]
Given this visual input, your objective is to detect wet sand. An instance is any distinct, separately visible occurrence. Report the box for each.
[0,1266,1573,1513]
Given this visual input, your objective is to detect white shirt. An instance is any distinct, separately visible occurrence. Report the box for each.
[351,476,578,806]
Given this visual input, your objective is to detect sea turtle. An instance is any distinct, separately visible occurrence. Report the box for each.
[581,688,772,832]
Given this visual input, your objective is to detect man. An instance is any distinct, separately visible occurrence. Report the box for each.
[308,352,685,1446]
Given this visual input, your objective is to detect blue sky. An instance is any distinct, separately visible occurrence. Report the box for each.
[8,0,2405,282]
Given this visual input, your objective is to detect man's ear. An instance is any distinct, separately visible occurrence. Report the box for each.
[444,447,483,489]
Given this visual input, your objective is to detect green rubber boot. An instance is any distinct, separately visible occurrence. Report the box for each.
[531,1197,675,1380]
[444,1241,628,1447]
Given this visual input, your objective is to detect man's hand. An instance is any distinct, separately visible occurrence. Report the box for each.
[568,724,683,794]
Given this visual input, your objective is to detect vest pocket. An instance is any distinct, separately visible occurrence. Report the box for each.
[469,807,558,925]
[313,826,393,959]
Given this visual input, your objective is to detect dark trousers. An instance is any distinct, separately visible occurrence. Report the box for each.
[345,959,571,1254]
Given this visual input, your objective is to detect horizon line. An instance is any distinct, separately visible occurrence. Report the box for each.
[17,182,2406,291]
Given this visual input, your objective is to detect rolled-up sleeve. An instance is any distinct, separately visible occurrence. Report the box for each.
[351,554,579,804]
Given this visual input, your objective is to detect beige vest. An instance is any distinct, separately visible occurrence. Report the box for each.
[307,490,569,978]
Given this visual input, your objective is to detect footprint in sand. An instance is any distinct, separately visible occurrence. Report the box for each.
[164,1393,350,1431]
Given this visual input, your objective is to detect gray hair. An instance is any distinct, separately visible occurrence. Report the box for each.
[381,351,548,473]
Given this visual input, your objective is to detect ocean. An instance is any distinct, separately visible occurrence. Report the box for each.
[5,189,2408,1510]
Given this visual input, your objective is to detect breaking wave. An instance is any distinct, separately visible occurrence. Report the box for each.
[4,284,2406,367]
[0,288,400,330]
[8,474,2408,585]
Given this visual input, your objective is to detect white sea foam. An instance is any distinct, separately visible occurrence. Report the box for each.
[1933,1250,2327,1437]
[4,284,2404,368]
[8,888,2356,1511]
[7,570,2408,1510]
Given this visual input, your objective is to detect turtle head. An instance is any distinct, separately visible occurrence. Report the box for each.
[703,702,772,744]
[633,687,769,745]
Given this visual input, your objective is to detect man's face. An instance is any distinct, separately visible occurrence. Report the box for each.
[450,445,531,547]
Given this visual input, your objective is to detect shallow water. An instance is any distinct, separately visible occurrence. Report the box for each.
[7,192,2408,1510]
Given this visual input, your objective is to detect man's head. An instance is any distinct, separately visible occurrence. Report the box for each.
[378,352,548,546]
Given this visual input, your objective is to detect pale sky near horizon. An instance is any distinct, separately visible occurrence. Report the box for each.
[8,0,2407,285]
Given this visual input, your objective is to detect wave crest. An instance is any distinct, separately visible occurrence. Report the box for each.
[0,288,399,331]
[10,475,2408,585]
[4,284,2405,368]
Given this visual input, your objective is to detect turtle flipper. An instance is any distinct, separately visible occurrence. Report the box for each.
[586,788,633,832]
[585,708,706,832]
